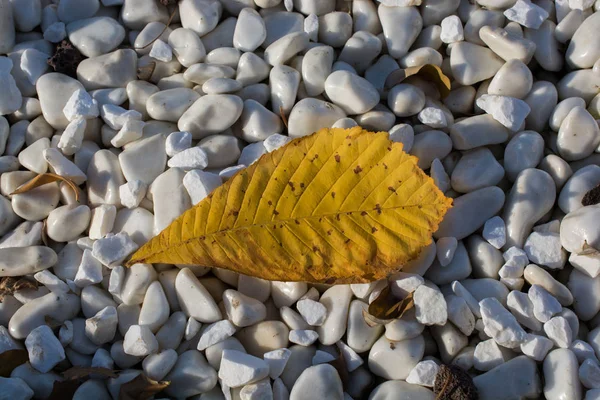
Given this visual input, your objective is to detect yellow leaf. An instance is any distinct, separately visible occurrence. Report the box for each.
[127,127,452,284]
[385,64,451,98]
[10,172,80,202]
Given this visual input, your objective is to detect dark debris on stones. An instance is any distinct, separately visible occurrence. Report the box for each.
[159,0,179,5]
[433,365,478,400]
[47,40,86,78]
[582,183,600,206]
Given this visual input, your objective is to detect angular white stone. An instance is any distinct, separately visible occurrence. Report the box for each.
[504,0,549,29]
[414,285,447,326]
[529,284,562,323]
[219,349,270,388]
[74,249,103,287]
[88,205,116,240]
[520,334,553,361]
[183,169,222,205]
[507,290,542,331]
[544,316,573,348]
[197,320,237,351]
[85,306,118,345]
[440,15,464,43]
[480,297,527,348]
[63,89,99,122]
[123,324,158,356]
[476,94,531,131]
[223,289,267,328]
[165,131,192,157]
[336,340,363,372]
[483,217,506,249]
[289,329,319,346]
[149,39,172,63]
[296,299,327,327]
[406,360,439,387]
[118,180,146,209]
[25,325,65,373]
[474,339,505,371]
[92,232,138,268]
[111,119,144,148]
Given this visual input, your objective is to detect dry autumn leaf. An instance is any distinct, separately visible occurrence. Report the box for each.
[0,277,38,301]
[127,127,452,284]
[119,374,170,400]
[384,64,452,98]
[367,286,414,321]
[0,349,29,377]
[10,172,80,202]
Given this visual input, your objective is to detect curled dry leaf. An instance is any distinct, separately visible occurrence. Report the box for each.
[119,373,170,400]
[137,62,156,81]
[10,172,80,202]
[62,366,118,380]
[434,365,478,400]
[47,367,121,399]
[384,64,451,98]
[127,127,452,284]
[582,183,600,206]
[0,277,38,301]
[366,286,415,321]
[0,349,29,377]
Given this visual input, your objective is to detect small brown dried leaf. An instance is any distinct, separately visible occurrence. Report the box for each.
[367,286,414,321]
[384,64,451,98]
[0,349,29,377]
[279,106,288,129]
[137,62,156,81]
[582,183,600,206]
[62,366,118,380]
[434,365,478,400]
[48,379,83,400]
[0,277,38,301]
[119,374,170,400]
[10,173,79,202]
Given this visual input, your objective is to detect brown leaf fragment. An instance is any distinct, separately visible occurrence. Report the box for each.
[137,61,156,81]
[119,374,170,400]
[434,365,478,400]
[582,183,600,206]
[279,106,288,129]
[367,286,415,321]
[328,348,349,390]
[384,64,451,98]
[0,349,29,377]
[62,366,118,380]
[47,40,86,78]
[0,277,38,302]
[10,173,80,202]
[48,379,83,400]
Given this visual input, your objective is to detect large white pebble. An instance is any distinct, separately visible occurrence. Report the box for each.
[368,335,424,380]
[233,8,266,52]
[175,268,222,323]
[178,95,243,139]
[324,71,380,115]
[450,41,504,86]
[287,98,345,138]
[378,5,422,59]
[557,106,600,161]
[566,11,600,69]
[179,0,222,36]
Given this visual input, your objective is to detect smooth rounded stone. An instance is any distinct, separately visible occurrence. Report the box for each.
[384,309,424,342]
[198,16,235,54]
[504,131,544,181]
[338,31,382,74]
[150,168,191,234]
[355,105,395,132]
[316,285,352,346]
[112,207,153,247]
[11,180,60,224]
[368,335,424,380]
[36,73,85,129]
[175,268,221,323]
[178,95,243,139]
[460,279,509,307]
[524,20,563,72]
[287,98,346,138]
[280,345,317,390]
[301,45,334,97]
[46,205,90,243]
[465,235,504,279]
[450,114,509,150]
[426,241,472,285]
[317,12,352,48]
[0,246,56,277]
[146,88,200,122]
[450,41,504,86]
[0,376,35,400]
[133,22,172,56]
[236,321,289,357]
[450,148,504,193]
[262,11,303,48]
[87,150,125,207]
[126,81,159,120]
[56,0,98,23]
[557,106,600,161]
[463,9,505,45]
[205,337,246,370]
[557,69,600,104]
[80,285,117,320]
[347,300,384,353]
[167,28,206,68]
[487,59,532,100]
[323,71,379,115]
[119,134,167,185]
[233,8,265,52]
[378,5,422,58]
[503,169,556,249]
[236,52,270,87]
[9,292,80,340]
[559,166,600,214]
[138,281,169,333]
[269,65,300,117]
[66,17,124,58]
[477,25,535,64]
[387,84,426,117]
[430,322,469,364]
[291,0,334,15]
[178,0,221,36]
[524,264,573,306]
[550,97,586,132]
[264,32,309,66]
[10,363,60,400]
[538,154,573,190]
[198,135,242,168]
[76,49,138,91]
[72,379,111,400]
[351,0,382,34]
[543,349,582,400]
[202,77,242,94]
[473,356,541,400]
[523,80,558,133]
[435,186,505,240]
[0,0,15,54]
[369,380,435,400]
[561,204,600,255]
[18,136,49,174]
[235,99,283,142]
[164,350,218,398]
[555,9,590,43]
[566,11,600,69]
[289,364,343,400]
[142,349,178,382]
[410,130,452,170]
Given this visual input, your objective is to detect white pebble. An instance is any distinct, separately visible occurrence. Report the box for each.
[92,232,138,268]
[436,237,458,267]
[123,325,158,356]
[25,325,65,373]
[312,349,336,365]
[544,316,573,348]
[63,89,99,122]
[414,285,447,326]
[289,329,319,346]
[219,349,270,388]
[440,15,464,44]
[417,107,447,128]
[165,131,192,157]
[474,339,504,371]
[183,169,222,205]
[119,180,146,209]
[524,231,567,270]
[20,49,49,86]
[34,270,69,294]
[504,0,549,29]
[58,118,87,156]
[111,119,144,148]
[483,217,506,249]
[197,320,236,351]
[480,297,527,348]
[406,360,439,387]
[336,340,363,372]
[296,299,327,326]
[101,104,142,130]
[88,205,116,240]
[149,39,172,63]
[579,358,600,389]
[520,334,554,361]
[74,249,103,287]
[263,348,291,379]
[529,284,562,323]
[85,306,118,345]
[263,134,291,153]
[476,94,531,131]
[168,147,208,170]
[44,22,66,43]
[503,247,529,269]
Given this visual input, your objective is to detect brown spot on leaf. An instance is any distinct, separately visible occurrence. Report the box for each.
[288,182,295,191]
[327,230,332,236]
[388,186,396,193]
[383,163,388,169]
[273,210,279,215]
[354,165,363,174]
[372,227,378,233]
[300,182,305,188]
[268,200,272,206]
[335,154,341,163]
[361,211,367,216]
[331,192,336,199]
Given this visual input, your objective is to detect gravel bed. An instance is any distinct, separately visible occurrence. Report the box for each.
[1,0,600,399]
